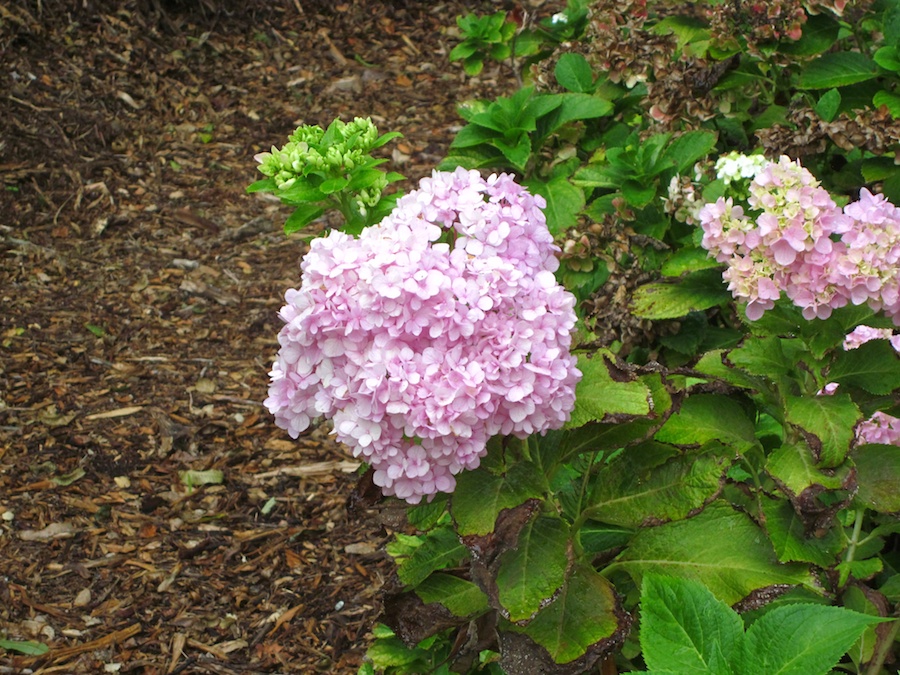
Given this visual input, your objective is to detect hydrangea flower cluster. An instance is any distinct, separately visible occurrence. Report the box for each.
[699,155,900,323]
[714,151,769,186]
[254,117,390,214]
[265,168,581,503]
[856,411,900,446]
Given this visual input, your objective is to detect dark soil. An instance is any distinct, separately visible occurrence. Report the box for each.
[0,1,519,672]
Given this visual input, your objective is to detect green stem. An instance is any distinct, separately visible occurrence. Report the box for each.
[864,617,899,675]
[842,508,866,568]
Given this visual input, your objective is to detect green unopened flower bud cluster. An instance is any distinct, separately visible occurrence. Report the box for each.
[256,117,383,190]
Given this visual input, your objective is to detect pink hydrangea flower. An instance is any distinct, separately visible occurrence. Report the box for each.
[856,411,900,446]
[700,156,900,325]
[265,168,581,503]
[843,325,899,351]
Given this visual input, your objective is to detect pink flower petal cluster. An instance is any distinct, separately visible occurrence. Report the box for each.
[843,325,900,351]
[700,156,900,323]
[856,411,900,446]
[835,189,900,322]
[265,168,581,503]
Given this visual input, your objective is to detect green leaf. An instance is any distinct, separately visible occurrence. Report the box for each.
[406,497,448,531]
[631,269,730,320]
[578,521,634,555]
[371,131,403,150]
[246,177,276,193]
[586,443,728,528]
[727,336,794,379]
[607,503,816,605]
[783,393,860,467]
[552,93,614,127]
[0,639,50,656]
[566,351,652,428]
[397,526,467,587]
[694,350,764,391]
[873,46,900,72]
[491,133,531,173]
[765,442,852,498]
[318,176,350,195]
[641,574,743,675]
[621,179,657,208]
[415,573,489,617]
[277,179,326,204]
[660,248,721,277]
[778,14,839,56]
[524,177,584,235]
[815,88,841,122]
[828,340,900,395]
[346,168,387,191]
[511,563,622,664]
[760,496,843,566]
[873,90,900,118]
[283,203,325,234]
[497,515,570,621]
[663,130,718,174]
[842,584,883,666]
[655,394,758,454]
[365,634,426,669]
[741,604,886,675]
[798,52,878,89]
[463,56,485,76]
[852,443,900,512]
[555,53,594,93]
[85,323,106,337]
[450,122,500,149]
[451,461,545,536]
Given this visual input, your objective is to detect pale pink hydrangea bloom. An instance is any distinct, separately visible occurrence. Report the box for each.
[856,411,900,446]
[265,168,581,503]
[700,156,900,325]
[835,189,900,322]
[843,325,899,351]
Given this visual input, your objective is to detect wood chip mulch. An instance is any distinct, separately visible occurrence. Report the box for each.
[0,1,517,671]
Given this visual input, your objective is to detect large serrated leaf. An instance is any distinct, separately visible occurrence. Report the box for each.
[740,604,886,675]
[555,53,594,93]
[655,394,758,453]
[451,461,545,536]
[765,442,852,498]
[640,574,743,675]
[798,52,878,89]
[784,393,860,467]
[524,176,584,235]
[496,515,570,621]
[586,443,728,528]
[760,496,844,567]
[608,503,816,605]
[510,563,623,664]
[694,350,763,390]
[397,526,467,587]
[727,336,794,378]
[283,203,325,234]
[663,130,718,174]
[414,573,489,617]
[828,340,900,394]
[852,443,900,513]
[566,351,652,428]
[631,269,730,319]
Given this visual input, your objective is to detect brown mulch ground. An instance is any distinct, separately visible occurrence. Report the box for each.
[0,1,521,672]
